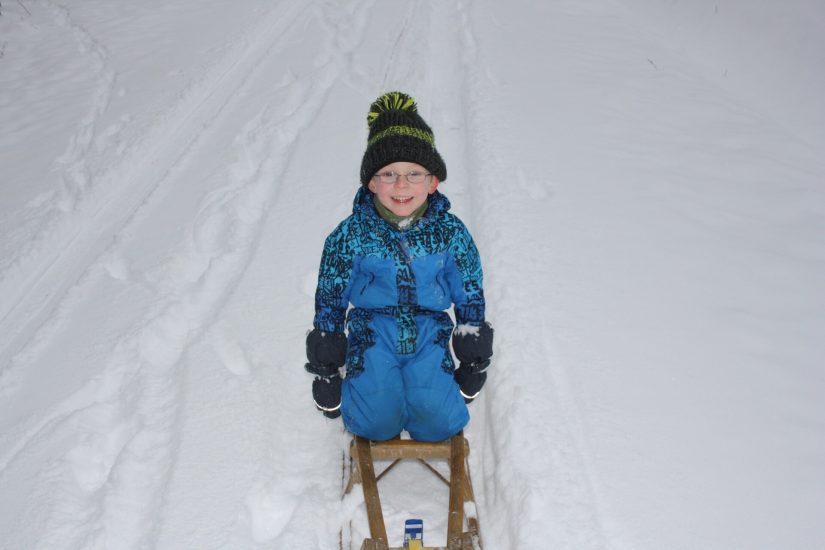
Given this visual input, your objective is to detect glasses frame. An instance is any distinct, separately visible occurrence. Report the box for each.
[372,170,433,185]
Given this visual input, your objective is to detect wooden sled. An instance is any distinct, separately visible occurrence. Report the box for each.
[343,431,482,550]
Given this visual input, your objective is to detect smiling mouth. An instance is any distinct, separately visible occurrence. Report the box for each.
[392,196,413,203]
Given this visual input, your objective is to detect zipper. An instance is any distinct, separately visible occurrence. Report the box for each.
[398,233,412,263]
[359,272,375,295]
[436,271,448,297]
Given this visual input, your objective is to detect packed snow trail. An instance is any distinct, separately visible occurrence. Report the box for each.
[2,1,824,549]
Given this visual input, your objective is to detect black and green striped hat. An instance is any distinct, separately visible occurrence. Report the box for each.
[359,92,447,185]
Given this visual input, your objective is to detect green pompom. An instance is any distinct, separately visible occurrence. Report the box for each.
[367,92,418,127]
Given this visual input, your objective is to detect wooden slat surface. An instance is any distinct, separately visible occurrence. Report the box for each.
[350,433,481,550]
[354,437,388,545]
[446,434,466,548]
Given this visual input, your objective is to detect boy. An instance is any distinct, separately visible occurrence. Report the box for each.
[305,92,493,443]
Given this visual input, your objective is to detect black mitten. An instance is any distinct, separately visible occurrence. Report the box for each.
[311,376,342,418]
[454,361,488,403]
[305,329,347,418]
[452,322,494,403]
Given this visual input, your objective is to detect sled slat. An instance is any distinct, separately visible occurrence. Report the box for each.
[446,434,465,548]
[347,433,482,550]
[354,437,388,545]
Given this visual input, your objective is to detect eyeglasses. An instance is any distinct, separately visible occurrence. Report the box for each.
[372,170,432,185]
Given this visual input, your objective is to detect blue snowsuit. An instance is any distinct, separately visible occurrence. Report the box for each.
[313,187,486,442]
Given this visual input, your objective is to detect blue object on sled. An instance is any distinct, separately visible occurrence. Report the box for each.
[404,518,424,548]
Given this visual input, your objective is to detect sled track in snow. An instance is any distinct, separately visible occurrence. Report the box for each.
[326,2,612,546]
[428,2,611,548]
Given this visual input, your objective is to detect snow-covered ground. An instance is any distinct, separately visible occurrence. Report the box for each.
[1,1,823,548]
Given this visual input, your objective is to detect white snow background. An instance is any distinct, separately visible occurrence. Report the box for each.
[1,1,824,549]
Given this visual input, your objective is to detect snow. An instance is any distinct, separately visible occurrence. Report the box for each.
[1,0,823,549]
[454,325,480,337]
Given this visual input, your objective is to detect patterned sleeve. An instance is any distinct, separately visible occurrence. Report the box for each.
[445,218,486,326]
[313,222,354,333]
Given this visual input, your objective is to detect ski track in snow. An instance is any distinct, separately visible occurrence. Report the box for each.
[0,0,116,364]
[0,1,346,547]
[0,0,307,386]
[42,0,117,214]
[0,0,301,382]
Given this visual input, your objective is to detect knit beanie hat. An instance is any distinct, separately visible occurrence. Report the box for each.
[359,92,447,185]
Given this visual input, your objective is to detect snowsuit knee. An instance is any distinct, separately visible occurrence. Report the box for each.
[342,309,467,442]
[312,187,487,441]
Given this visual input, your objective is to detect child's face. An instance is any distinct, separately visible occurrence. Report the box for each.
[367,161,439,217]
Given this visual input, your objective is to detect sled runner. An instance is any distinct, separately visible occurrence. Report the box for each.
[342,431,482,550]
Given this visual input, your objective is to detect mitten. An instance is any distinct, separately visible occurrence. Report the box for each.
[305,329,347,418]
[310,376,342,418]
[452,322,494,403]
[454,363,488,403]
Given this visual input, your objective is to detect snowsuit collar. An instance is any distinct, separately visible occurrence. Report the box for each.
[372,194,428,229]
[352,186,451,228]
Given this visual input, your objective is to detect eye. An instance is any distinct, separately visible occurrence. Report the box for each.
[378,171,395,178]
[408,171,424,177]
